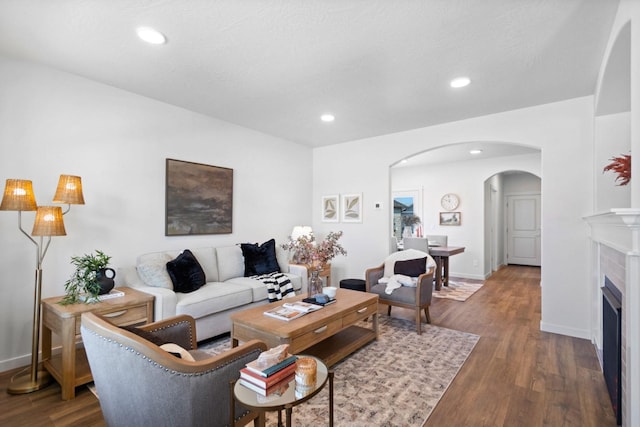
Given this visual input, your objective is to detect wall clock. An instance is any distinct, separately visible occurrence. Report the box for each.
[441,193,460,211]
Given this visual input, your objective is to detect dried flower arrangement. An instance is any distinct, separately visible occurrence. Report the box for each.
[603,154,631,186]
[402,215,421,226]
[282,231,347,269]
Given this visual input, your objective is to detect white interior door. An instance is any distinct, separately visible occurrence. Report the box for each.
[506,194,541,266]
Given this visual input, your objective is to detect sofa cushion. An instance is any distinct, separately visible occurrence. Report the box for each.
[370,283,418,305]
[241,239,281,276]
[394,257,427,277]
[216,245,245,282]
[136,253,173,289]
[175,282,253,319]
[166,250,206,293]
[187,247,219,283]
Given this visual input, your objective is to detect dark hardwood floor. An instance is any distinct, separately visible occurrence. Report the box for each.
[0,265,616,426]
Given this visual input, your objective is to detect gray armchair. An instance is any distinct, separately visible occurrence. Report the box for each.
[81,312,267,427]
[365,249,435,334]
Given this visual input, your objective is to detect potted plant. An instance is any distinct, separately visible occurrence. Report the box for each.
[60,250,115,305]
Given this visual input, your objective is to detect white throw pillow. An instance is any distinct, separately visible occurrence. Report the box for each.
[137,253,173,289]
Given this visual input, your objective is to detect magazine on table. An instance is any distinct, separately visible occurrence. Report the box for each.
[263,301,322,321]
[263,306,306,321]
[282,301,323,313]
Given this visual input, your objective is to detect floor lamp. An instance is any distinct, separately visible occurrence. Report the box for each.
[1,176,84,394]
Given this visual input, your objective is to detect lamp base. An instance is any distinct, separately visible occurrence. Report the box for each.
[7,368,52,394]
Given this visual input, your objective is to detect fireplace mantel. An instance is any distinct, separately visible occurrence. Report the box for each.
[584,209,640,253]
[584,208,640,426]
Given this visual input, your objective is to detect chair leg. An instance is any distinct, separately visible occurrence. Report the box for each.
[387,305,392,316]
[416,309,422,335]
[424,306,431,324]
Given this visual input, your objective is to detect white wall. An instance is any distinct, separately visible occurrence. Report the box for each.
[0,57,313,370]
[390,154,541,280]
[314,97,594,339]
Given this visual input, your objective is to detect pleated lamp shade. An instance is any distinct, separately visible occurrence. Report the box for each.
[0,179,37,211]
[53,175,85,205]
[31,206,67,236]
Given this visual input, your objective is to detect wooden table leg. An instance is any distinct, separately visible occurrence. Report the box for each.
[285,405,293,427]
[434,256,443,291]
[443,256,450,287]
[329,371,334,427]
[60,318,76,400]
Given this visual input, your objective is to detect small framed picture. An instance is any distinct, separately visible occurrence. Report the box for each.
[439,211,461,226]
[342,193,362,223]
[321,195,339,222]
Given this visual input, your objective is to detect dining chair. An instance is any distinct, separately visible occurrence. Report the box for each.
[402,237,429,252]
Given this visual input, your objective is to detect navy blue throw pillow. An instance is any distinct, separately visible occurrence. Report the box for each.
[166,249,206,293]
[241,239,281,276]
[394,257,427,277]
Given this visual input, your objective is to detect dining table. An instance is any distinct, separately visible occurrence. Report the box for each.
[428,246,465,290]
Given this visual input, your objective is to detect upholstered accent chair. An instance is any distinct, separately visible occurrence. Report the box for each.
[365,249,435,334]
[81,312,267,427]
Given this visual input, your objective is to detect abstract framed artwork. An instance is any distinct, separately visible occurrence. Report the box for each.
[321,195,339,222]
[439,211,461,226]
[165,158,233,236]
[342,193,362,223]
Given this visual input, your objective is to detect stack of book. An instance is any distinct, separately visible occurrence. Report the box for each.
[239,354,298,396]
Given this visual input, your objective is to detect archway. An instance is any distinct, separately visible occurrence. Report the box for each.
[390,141,541,280]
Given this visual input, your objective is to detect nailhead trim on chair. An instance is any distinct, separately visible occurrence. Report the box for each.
[146,319,195,346]
[84,328,262,377]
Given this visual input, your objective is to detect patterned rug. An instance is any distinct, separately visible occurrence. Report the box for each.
[433,281,484,302]
[201,316,479,426]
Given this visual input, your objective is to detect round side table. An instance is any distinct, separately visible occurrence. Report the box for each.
[232,355,334,427]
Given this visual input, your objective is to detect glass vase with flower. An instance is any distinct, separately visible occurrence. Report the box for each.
[282,231,347,298]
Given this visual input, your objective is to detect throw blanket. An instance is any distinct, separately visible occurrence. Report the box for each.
[379,274,418,295]
[252,272,295,302]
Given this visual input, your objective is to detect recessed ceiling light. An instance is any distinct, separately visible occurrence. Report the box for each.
[320,114,335,122]
[470,149,483,155]
[450,77,471,88]
[136,27,166,45]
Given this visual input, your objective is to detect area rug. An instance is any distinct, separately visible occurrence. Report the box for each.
[433,281,484,302]
[201,316,479,426]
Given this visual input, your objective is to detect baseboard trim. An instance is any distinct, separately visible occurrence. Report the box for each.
[540,321,591,340]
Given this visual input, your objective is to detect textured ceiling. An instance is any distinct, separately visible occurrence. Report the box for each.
[0,0,619,147]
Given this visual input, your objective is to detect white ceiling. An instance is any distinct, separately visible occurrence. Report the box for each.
[0,0,619,148]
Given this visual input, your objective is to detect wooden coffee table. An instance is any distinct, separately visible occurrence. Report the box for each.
[231,288,378,367]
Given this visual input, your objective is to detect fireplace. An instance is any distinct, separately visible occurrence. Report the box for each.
[602,276,622,426]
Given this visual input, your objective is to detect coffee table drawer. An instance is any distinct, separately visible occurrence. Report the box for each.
[342,302,377,326]
[292,318,343,352]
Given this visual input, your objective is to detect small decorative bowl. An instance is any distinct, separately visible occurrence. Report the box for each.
[322,286,337,299]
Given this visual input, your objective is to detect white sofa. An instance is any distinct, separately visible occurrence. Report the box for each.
[116,245,307,341]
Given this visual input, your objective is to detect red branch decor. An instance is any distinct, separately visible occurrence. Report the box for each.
[603,154,631,186]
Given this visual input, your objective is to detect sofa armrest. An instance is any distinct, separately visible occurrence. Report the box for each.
[289,263,308,295]
[365,264,384,291]
[116,266,177,321]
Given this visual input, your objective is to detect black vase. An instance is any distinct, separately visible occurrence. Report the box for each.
[96,268,116,295]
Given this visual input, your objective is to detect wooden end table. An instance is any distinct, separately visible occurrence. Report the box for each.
[41,287,154,400]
